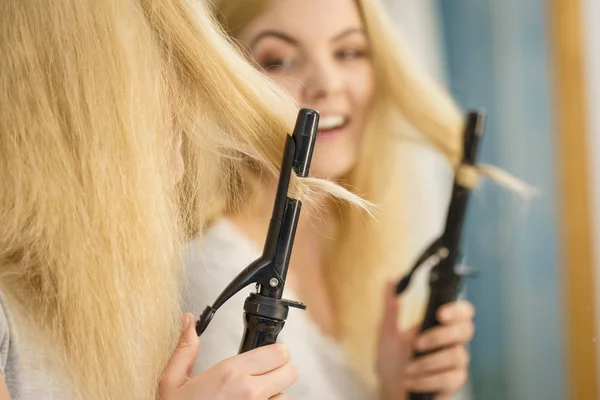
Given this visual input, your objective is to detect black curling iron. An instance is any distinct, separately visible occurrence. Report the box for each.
[195,108,318,353]
[396,110,485,400]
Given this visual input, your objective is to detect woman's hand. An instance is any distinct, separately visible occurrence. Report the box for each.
[376,283,474,400]
[158,313,297,400]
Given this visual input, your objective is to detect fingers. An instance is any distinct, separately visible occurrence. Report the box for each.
[405,368,468,395]
[405,345,469,376]
[379,281,401,338]
[437,300,475,323]
[191,344,295,399]
[224,343,291,376]
[253,360,298,398]
[160,313,201,388]
[414,320,474,352]
[401,301,473,396]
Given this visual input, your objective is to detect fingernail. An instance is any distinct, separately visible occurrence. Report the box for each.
[181,313,191,331]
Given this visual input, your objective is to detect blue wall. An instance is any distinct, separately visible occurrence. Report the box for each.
[436,0,566,398]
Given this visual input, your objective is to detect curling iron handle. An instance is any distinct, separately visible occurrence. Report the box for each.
[239,313,286,354]
[420,273,461,332]
[408,274,462,400]
[408,389,436,400]
[237,292,305,353]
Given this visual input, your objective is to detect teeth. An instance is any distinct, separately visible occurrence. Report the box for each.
[318,116,346,130]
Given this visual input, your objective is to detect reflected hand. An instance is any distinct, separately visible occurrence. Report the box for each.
[376,283,474,400]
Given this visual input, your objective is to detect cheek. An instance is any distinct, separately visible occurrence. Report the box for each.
[271,75,303,103]
[348,65,375,112]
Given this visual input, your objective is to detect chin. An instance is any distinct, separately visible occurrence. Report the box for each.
[310,129,361,180]
[310,154,357,181]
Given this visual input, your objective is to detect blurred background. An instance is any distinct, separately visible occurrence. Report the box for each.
[383,0,600,398]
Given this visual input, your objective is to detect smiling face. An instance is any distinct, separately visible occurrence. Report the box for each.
[238,0,374,180]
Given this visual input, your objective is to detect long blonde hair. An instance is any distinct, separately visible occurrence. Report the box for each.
[209,0,474,391]
[0,0,358,399]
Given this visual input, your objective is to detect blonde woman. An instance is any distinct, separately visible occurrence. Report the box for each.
[184,0,480,399]
[0,0,365,399]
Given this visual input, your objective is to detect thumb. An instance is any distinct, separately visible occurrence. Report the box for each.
[379,281,401,340]
[162,313,201,388]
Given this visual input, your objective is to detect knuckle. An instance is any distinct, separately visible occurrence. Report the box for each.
[453,325,464,339]
[444,369,468,392]
[448,346,467,368]
[467,321,476,337]
[465,301,476,316]
[456,370,469,388]
[455,325,468,342]
[460,348,471,366]
[176,337,198,351]
[452,345,464,358]
[271,343,290,362]
[176,340,191,350]
[239,382,259,400]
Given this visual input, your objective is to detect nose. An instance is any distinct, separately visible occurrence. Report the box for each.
[301,58,344,102]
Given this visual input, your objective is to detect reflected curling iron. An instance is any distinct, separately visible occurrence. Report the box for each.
[396,110,485,400]
[196,108,318,353]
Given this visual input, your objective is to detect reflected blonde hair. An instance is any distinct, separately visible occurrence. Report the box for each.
[208,0,530,391]
[0,0,360,399]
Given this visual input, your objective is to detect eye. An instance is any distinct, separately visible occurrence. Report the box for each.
[335,48,368,61]
[261,57,295,72]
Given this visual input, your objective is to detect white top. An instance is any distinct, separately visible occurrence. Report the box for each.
[183,219,373,400]
[0,294,68,400]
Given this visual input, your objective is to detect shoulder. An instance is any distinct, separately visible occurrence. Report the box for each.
[185,218,258,274]
[0,294,12,373]
[182,218,259,315]
[0,293,23,399]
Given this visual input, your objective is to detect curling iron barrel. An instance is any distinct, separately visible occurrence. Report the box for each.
[396,110,485,400]
[196,108,319,355]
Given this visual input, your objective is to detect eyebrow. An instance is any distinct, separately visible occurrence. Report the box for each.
[250,30,298,50]
[331,27,365,42]
[249,27,365,50]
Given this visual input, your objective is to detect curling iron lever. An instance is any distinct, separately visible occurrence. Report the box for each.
[396,110,485,400]
[196,108,319,353]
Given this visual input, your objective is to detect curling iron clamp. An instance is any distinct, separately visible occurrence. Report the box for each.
[195,108,319,353]
[396,110,485,400]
